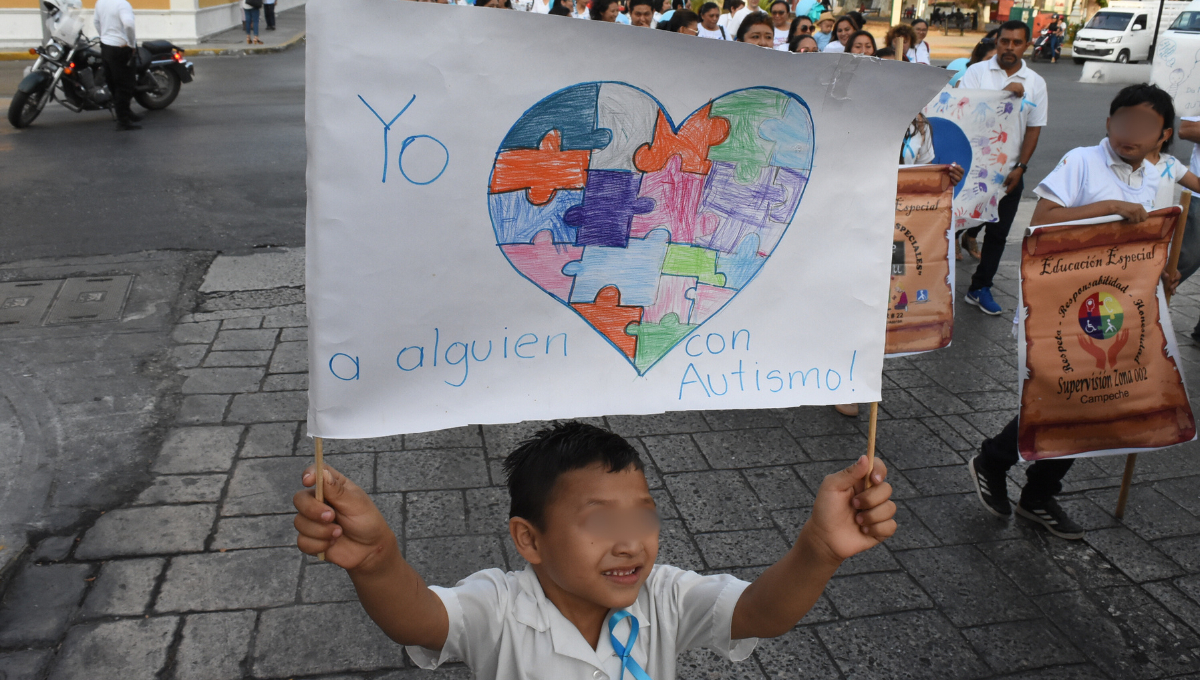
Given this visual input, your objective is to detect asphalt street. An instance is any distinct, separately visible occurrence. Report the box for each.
[0,48,1175,264]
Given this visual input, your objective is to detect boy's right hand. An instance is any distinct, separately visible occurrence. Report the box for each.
[294,464,397,572]
[1110,201,1149,225]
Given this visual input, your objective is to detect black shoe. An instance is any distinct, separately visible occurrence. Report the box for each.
[127,111,143,123]
[267,25,276,30]
[116,121,142,131]
[1191,321,1200,344]
[968,455,1011,517]
[1016,497,1085,540]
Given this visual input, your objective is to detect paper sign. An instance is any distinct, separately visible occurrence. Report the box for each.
[886,165,955,356]
[1017,210,1197,460]
[923,88,1023,231]
[1153,36,1200,118]
[305,0,950,438]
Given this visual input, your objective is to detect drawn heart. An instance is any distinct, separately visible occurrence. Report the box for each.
[489,82,813,375]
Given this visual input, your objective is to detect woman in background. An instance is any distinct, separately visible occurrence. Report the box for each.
[789,33,820,52]
[846,29,875,54]
[736,11,775,47]
[907,18,931,63]
[822,14,859,52]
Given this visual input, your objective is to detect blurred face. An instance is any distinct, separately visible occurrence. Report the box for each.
[600,2,619,20]
[793,35,818,51]
[742,22,774,47]
[817,18,833,32]
[913,21,927,42]
[680,20,699,34]
[771,3,789,28]
[849,33,874,53]
[795,17,813,33]
[996,27,1028,70]
[701,7,719,28]
[1107,102,1170,165]
[630,3,652,25]
[513,464,660,613]
[835,20,854,43]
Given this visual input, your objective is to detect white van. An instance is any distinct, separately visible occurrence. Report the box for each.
[1073,1,1188,64]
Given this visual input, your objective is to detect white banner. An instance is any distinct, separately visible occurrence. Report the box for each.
[305,0,949,438]
[1154,35,1200,118]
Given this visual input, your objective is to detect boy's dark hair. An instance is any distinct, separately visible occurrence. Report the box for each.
[1110,83,1175,129]
[699,1,719,13]
[998,19,1030,41]
[629,0,653,11]
[504,421,644,530]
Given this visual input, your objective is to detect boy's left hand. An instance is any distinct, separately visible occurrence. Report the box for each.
[802,455,896,563]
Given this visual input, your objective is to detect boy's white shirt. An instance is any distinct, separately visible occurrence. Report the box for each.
[1153,152,1188,210]
[407,563,758,679]
[1033,138,1158,211]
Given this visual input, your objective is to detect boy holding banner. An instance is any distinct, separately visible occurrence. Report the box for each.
[293,422,896,679]
[970,84,1178,540]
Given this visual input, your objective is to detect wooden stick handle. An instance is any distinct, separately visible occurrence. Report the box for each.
[865,402,879,489]
[315,436,325,562]
[1115,452,1137,519]
[1166,192,1191,304]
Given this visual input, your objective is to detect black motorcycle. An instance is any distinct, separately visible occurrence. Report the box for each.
[8,2,194,128]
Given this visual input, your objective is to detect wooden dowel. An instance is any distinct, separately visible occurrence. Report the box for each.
[1166,192,1191,305]
[315,436,325,561]
[1115,452,1137,519]
[865,402,879,489]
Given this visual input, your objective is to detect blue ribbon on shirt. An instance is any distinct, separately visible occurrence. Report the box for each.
[609,610,653,680]
[1162,157,1176,178]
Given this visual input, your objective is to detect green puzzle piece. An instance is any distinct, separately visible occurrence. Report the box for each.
[708,89,790,183]
[663,244,726,286]
[627,313,697,373]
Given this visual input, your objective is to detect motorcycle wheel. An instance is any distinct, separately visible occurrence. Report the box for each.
[134,67,181,111]
[7,83,50,128]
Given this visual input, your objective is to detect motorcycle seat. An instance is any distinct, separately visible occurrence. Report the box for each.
[141,39,177,55]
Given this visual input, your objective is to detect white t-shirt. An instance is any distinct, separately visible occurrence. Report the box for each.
[93,0,136,47]
[906,41,931,64]
[959,56,1049,133]
[901,122,935,165]
[698,24,729,39]
[1185,116,1200,197]
[726,6,752,37]
[408,564,757,680]
[1034,138,1158,211]
[1153,152,1188,209]
[774,26,790,49]
[823,39,845,52]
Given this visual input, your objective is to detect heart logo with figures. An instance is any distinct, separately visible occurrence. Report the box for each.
[488,82,814,375]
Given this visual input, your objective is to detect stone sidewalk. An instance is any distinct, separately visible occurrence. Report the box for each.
[2,242,1200,680]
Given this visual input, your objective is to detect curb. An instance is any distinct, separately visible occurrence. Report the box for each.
[0,30,304,61]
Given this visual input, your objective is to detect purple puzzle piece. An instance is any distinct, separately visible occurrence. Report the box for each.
[565,170,656,248]
[698,162,785,254]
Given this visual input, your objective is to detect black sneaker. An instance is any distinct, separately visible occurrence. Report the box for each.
[968,455,1011,517]
[1016,497,1085,540]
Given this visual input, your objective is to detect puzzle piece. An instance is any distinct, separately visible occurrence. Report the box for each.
[629,155,720,244]
[626,313,697,374]
[685,283,737,326]
[643,274,697,324]
[707,89,789,183]
[499,83,612,152]
[633,103,731,175]
[564,170,655,248]
[757,98,814,171]
[697,162,784,254]
[490,130,590,205]
[662,244,726,286]
[757,166,808,255]
[592,83,660,172]
[562,228,670,306]
[715,234,766,290]
[500,230,585,303]
[571,285,642,360]
[490,188,582,245]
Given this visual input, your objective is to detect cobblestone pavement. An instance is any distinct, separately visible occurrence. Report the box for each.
[3,242,1200,680]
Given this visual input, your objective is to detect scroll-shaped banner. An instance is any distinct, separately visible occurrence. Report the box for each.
[1017,210,1197,460]
[886,165,954,356]
[923,88,1023,231]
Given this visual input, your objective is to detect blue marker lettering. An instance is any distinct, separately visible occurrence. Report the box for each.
[706,373,729,396]
[732,329,750,350]
[397,346,424,371]
[679,363,710,398]
[471,340,492,362]
[329,353,360,381]
[514,333,538,358]
[766,370,783,392]
[685,335,703,357]
[444,342,469,387]
[358,93,415,184]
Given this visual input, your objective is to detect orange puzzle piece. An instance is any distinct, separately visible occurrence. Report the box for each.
[633,104,731,175]
[570,285,643,360]
[490,130,590,205]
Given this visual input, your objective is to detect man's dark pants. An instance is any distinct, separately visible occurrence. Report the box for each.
[969,178,1024,292]
[977,416,1074,505]
[100,44,136,125]
[264,2,276,28]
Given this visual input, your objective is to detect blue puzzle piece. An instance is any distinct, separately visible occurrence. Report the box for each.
[490,189,583,245]
[698,162,784,253]
[716,234,766,290]
[499,83,613,152]
[563,228,670,306]
[564,170,656,248]
[758,99,815,171]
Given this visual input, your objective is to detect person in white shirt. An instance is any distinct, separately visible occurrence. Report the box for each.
[293,422,898,680]
[725,0,754,38]
[697,1,730,38]
[958,20,1048,316]
[821,14,857,52]
[1148,137,1200,211]
[768,0,791,49]
[93,0,140,130]
[906,18,931,63]
[970,84,1178,542]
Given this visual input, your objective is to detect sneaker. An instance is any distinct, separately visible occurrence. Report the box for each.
[968,455,1011,517]
[965,287,1002,315]
[1016,497,1085,540]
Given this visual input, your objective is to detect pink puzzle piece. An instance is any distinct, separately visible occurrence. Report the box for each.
[630,156,720,244]
[644,274,697,324]
[685,283,737,325]
[501,230,584,304]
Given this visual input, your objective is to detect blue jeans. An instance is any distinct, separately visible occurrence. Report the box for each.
[245,7,260,35]
[1048,34,1061,59]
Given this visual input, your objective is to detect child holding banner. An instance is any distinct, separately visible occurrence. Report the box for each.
[293,422,896,678]
[970,84,1175,540]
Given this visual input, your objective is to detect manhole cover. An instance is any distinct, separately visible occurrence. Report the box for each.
[0,280,64,327]
[44,276,134,325]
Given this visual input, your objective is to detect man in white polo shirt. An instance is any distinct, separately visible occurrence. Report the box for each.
[93,0,141,130]
[959,20,1048,316]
